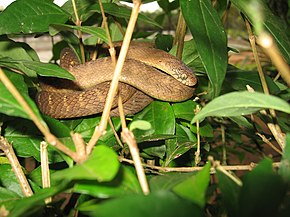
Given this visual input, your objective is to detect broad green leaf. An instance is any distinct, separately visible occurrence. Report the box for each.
[52,145,120,182]
[7,182,70,217]
[173,162,211,208]
[164,124,196,166]
[229,116,253,129]
[192,91,290,123]
[23,60,74,80]
[0,0,69,35]
[155,34,174,52]
[158,0,179,13]
[133,101,176,139]
[225,70,280,94]
[0,39,37,61]
[88,3,162,29]
[0,187,20,203]
[71,116,121,142]
[4,119,63,163]
[50,24,108,44]
[231,0,290,62]
[82,191,203,217]
[0,70,47,128]
[0,164,24,197]
[170,39,204,72]
[172,100,197,122]
[180,0,227,97]
[216,169,241,217]
[62,1,161,28]
[149,172,197,192]
[74,166,142,197]
[279,133,290,183]
[239,158,287,217]
[0,58,75,80]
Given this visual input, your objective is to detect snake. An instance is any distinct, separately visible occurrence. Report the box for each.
[36,42,197,118]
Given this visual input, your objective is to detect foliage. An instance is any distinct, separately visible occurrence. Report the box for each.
[0,0,289,216]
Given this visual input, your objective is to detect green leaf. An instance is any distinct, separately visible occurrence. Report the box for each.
[87,3,162,29]
[49,24,108,44]
[71,116,121,142]
[170,39,204,72]
[172,100,197,122]
[52,145,120,182]
[216,169,241,217]
[0,164,24,197]
[173,162,211,208]
[231,0,290,62]
[0,187,20,203]
[149,172,197,192]
[74,166,142,198]
[192,91,290,123]
[279,133,290,183]
[0,58,75,80]
[0,39,37,61]
[4,119,63,163]
[0,0,69,35]
[239,158,287,217]
[7,182,70,217]
[132,101,176,139]
[225,70,280,94]
[129,120,152,131]
[0,70,47,128]
[180,0,227,97]
[164,124,196,166]
[81,191,203,217]
[24,60,74,80]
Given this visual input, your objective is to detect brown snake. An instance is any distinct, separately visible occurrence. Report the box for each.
[36,42,197,118]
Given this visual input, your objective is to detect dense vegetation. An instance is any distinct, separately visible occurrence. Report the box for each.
[0,0,289,216]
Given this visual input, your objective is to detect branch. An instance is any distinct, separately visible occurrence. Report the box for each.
[86,0,142,154]
[0,136,33,197]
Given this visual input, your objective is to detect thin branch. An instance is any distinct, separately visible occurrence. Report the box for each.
[245,19,269,94]
[108,118,124,148]
[71,133,87,163]
[98,0,117,65]
[40,141,51,203]
[256,133,283,155]
[194,105,201,165]
[245,21,286,150]
[72,0,85,63]
[121,128,150,195]
[0,136,33,197]
[119,156,281,173]
[258,32,290,87]
[87,0,142,154]
[174,11,187,59]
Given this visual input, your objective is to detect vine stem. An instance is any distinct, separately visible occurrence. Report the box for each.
[0,68,80,162]
[86,0,142,154]
[0,136,33,197]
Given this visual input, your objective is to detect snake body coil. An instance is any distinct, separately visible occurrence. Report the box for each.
[36,43,197,118]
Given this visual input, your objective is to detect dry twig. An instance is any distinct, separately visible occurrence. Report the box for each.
[0,136,33,197]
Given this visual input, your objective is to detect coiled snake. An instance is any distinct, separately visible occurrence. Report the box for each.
[36,42,197,118]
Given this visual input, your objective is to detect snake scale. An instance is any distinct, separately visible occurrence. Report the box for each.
[36,42,197,118]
